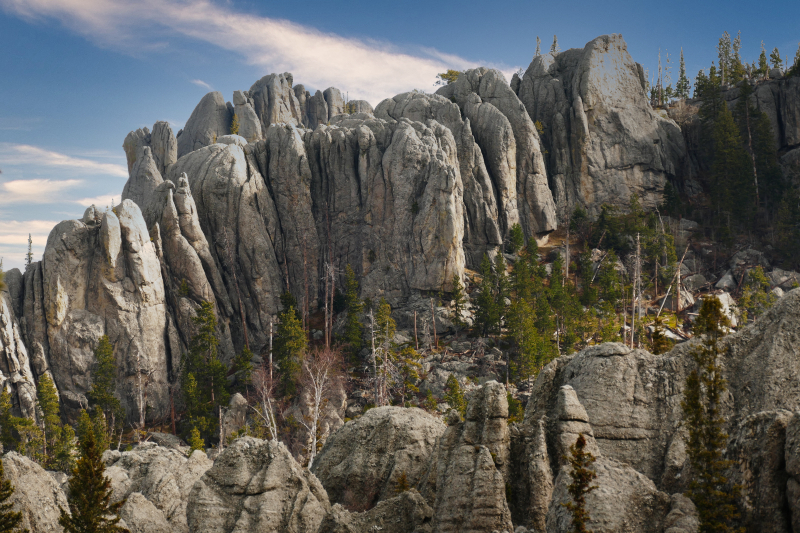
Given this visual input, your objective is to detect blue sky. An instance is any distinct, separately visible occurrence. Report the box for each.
[1,0,798,271]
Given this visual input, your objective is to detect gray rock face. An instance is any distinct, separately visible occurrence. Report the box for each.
[546,456,671,533]
[0,290,38,419]
[41,200,169,420]
[177,92,233,158]
[438,67,558,238]
[324,87,345,121]
[105,442,213,533]
[346,100,373,114]
[186,437,330,533]
[319,491,433,533]
[122,145,164,208]
[2,451,68,532]
[151,121,178,176]
[375,92,502,267]
[311,406,445,511]
[516,34,689,217]
[248,73,304,131]
[420,381,514,533]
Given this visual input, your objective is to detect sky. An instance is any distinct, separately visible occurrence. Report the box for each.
[1,0,798,272]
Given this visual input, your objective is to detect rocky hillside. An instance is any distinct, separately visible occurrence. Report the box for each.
[0,34,698,422]
[8,288,800,532]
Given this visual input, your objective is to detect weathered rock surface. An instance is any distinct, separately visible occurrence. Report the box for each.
[105,442,213,533]
[516,34,689,216]
[312,406,445,511]
[318,490,433,533]
[177,92,233,158]
[0,289,38,419]
[419,381,514,533]
[2,452,68,532]
[186,437,330,533]
[41,200,169,420]
[119,492,173,533]
[438,67,558,238]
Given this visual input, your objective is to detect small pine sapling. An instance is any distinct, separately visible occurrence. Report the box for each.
[561,434,598,533]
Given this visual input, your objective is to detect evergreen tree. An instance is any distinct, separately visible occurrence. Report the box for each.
[711,102,752,221]
[341,265,364,357]
[550,35,560,54]
[87,336,122,445]
[59,428,127,533]
[561,434,598,533]
[682,297,741,532]
[789,43,800,77]
[739,266,776,322]
[443,375,466,417]
[188,427,205,455]
[274,305,307,396]
[24,235,32,268]
[36,373,74,470]
[374,298,396,348]
[651,316,674,355]
[450,274,467,331]
[396,347,422,405]
[757,42,769,78]
[77,410,110,455]
[181,301,228,440]
[770,47,782,69]
[435,70,461,86]
[729,31,746,83]
[0,457,26,533]
[717,32,732,84]
[230,113,239,135]
[475,254,498,337]
[0,389,41,461]
[507,299,552,381]
[508,223,525,254]
[676,48,691,99]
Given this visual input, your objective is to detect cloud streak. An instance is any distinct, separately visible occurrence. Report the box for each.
[0,143,128,177]
[0,179,83,204]
[0,219,59,271]
[191,79,212,90]
[0,0,482,104]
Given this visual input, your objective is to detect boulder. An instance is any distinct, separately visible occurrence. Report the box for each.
[682,273,707,292]
[119,492,173,533]
[662,494,699,533]
[186,437,330,533]
[516,34,689,217]
[105,442,213,533]
[2,452,68,532]
[311,406,445,511]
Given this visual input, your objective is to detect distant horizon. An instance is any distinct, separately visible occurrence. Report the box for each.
[1,0,798,271]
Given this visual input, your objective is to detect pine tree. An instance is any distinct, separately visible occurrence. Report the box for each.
[561,434,598,533]
[676,48,691,99]
[717,32,732,84]
[450,274,467,331]
[181,301,228,440]
[475,254,498,336]
[550,35,560,54]
[758,42,769,78]
[59,428,128,533]
[396,347,422,406]
[374,298,396,351]
[88,336,122,443]
[729,31,746,83]
[0,457,26,533]
[341,265,364,357]
[711,102,752,221]
[508,223,525,254]
[682,297,741,532]
[77,410,110,455]
[24,235,32,268]
[651,316,674,355]
[188,427,205,455]
[0,388,41,461]
[274,305,307,396]
[788,43,800,77]
[36,374,64,468]
[230,114,239,135]
[443,374,466,416]
[770,47,782,69]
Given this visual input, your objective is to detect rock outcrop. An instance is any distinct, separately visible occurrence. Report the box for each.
[177,92,233,158]
[40,200,170,420]
[516,34,689,216]
[419,381,514,533]
[186,437,330,533]
[105,442,213,533]
[2,452,68,532]
[319,490,433,533]
[311,406,445,511]
[0,287,38,419]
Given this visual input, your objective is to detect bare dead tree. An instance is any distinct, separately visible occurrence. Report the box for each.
[218,227,249,350]
[298,346,344,468]
[251,363,279,441]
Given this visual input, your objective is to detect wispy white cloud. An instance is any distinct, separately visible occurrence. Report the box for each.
[0,143,128,177]
[0,219,59,271]
[191,79,212,90]
[74,194,117,208]
[0,179,83,204]
[0,0,485,104]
